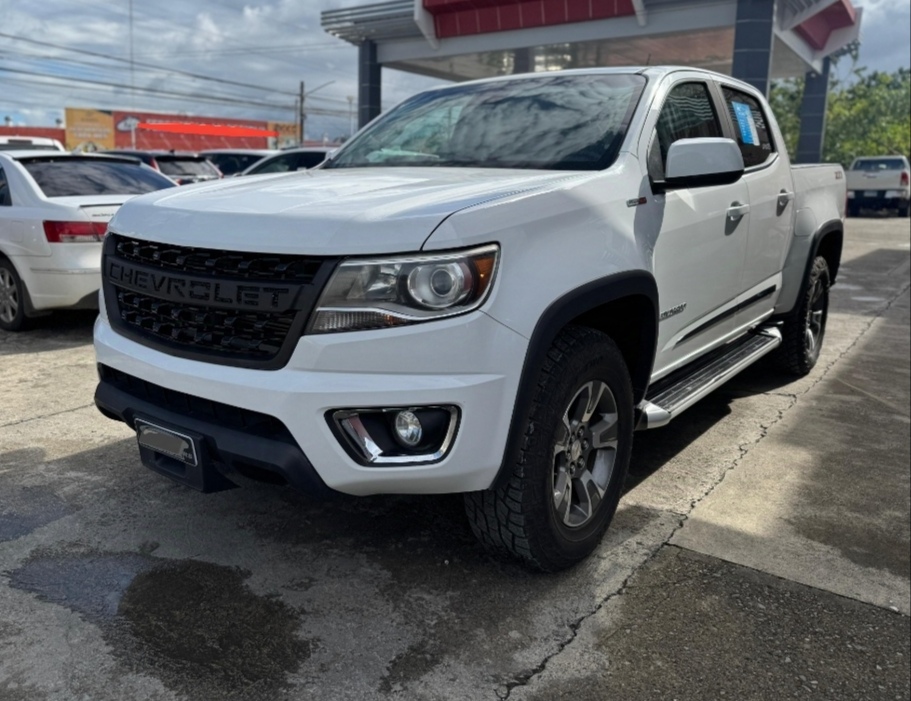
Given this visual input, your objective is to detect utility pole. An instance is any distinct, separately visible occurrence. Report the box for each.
[298,80,305,145]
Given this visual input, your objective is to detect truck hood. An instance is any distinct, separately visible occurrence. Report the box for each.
[107,167,583,255]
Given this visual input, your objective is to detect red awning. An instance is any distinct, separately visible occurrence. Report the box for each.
[137,123,279,138]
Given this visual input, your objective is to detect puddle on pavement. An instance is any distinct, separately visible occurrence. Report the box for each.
[9,552,311,700]
[0,486,74,542]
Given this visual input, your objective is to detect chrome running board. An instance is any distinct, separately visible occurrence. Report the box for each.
[638,328,782,430]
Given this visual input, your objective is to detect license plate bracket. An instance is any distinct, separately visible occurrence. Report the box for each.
[136,419,199,466]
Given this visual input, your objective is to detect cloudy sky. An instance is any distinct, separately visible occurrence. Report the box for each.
[1,0,908,140]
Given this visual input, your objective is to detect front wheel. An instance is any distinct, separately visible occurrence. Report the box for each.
[0,259,30,332]
[775,256,830,376]
[464,327,634,572]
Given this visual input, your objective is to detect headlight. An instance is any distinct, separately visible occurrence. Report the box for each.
[307,245,499,334]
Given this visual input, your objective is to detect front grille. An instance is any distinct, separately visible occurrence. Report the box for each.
[112,235,324,283]
[103,234,337,369]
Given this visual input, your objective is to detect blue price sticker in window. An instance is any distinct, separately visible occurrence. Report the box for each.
[732,101,759,146]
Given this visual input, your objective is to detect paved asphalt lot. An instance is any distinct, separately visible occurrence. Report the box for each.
[0,217,909,701]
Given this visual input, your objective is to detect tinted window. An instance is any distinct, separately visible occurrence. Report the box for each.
[0,166,10,206]
[157,158,219,176]
[249,154,298,174]
[650,82,722,179]
[247,153,326,174]
[295,153,327,169]
[206,153,266,175]
[721,87,774,168]
[21,158,176,197]
[851,158,906,171]
[328,73,646,171]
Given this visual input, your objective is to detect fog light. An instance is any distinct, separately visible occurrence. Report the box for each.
[394,410,423,447]
[329,406,460,466]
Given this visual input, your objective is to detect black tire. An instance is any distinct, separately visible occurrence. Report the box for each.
[775,256,830,376]
[0,258,30,332]
[847,202,860,218]
[464,326,634,572]
[899,203,910,218]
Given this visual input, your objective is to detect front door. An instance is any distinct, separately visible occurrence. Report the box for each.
[639,78,750,380]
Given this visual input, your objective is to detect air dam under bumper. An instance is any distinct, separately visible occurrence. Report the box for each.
[95,365,336,496]
[93,310,526,496]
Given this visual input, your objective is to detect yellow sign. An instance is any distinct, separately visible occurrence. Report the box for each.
[268,121,298,149]
[65,108,115,150]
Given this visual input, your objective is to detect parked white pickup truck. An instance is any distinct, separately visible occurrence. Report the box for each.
[94,67,846,570]
[846,155,910,217]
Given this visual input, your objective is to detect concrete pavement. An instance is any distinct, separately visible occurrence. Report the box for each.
[0,216,908,700]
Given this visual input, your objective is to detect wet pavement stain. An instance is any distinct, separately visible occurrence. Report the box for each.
[9,552,154,623]
[9,552,312,701]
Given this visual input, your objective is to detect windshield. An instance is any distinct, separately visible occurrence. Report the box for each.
[157,158,219,176]
[851,158,906,171]
[22,158,176,197]
[328,73,646,171]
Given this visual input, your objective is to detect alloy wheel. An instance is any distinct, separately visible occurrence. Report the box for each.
[551,380,620,529]
[0,267,19,324]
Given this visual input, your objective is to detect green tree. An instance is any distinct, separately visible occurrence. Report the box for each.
[769,67,911,166]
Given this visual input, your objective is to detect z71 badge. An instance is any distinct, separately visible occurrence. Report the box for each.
[660,303,687,321]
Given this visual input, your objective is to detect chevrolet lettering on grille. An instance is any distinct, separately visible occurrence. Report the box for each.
[105,259,300,312]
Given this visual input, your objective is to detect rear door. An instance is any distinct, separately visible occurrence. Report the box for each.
[640,76,750,379]
[715,82,794,333]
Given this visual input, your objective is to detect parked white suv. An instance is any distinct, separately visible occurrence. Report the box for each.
[94,67,845,570]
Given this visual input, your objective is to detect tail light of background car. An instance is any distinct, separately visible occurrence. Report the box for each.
[901,171,909,186]
[43,221,108,243]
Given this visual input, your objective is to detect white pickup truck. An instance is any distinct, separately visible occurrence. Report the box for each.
[846,155,910,217]
[94,67,845,571]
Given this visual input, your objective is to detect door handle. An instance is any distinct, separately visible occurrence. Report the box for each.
[778,190,795,208]
[727,202,750,220]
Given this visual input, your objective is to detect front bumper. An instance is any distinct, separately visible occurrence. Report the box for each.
[93,310,527,496]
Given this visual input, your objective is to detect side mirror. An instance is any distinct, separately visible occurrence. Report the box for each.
[662,138,744,190]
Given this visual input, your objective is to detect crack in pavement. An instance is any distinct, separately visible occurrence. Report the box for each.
[0,403,96,430]
[496,282,910,700]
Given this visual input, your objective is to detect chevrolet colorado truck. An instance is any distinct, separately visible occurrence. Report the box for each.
[93,67,846,571]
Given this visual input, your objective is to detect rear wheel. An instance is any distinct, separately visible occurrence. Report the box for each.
[776,256,830,376]
[898,202,910,218]
[464,327,633,572]
[847,202,860,217]
[0,259,29,332]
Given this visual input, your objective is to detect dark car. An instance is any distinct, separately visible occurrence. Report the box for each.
[239,148,332,176]
[199,149,277,176]
[102,150,222,185]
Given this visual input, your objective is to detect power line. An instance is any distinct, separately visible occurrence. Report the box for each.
[0,66,353,117]
[0,65,295,111]
[0,30,300,97]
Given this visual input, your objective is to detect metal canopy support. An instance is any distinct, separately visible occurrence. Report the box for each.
[358,40,382,128]
[731,0,776,96]
[795,56,831,163]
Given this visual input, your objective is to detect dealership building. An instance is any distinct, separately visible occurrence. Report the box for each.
[322,0,862,162]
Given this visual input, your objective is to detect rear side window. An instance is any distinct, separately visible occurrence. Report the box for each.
[0,166,11,206]
[851,158,906,171]
[649,82,722,179]
[721,87,775,168]
[21,159,176,197]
